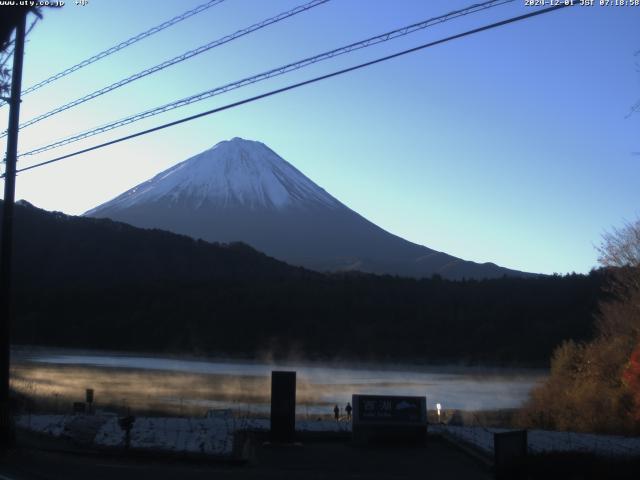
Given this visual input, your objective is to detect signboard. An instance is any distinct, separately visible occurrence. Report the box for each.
[352,394,427,444]
[353,394,426,425]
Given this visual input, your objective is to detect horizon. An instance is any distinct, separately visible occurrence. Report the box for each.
[1,0,639,275]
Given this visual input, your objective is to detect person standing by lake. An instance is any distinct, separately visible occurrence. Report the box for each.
[333,404,340,422]
[345,402,352,420]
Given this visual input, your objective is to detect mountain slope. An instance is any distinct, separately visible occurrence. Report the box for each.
[86,137,532,279]
[10,200,308,291]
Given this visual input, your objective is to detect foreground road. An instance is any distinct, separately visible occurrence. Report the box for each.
[0,438,491,480]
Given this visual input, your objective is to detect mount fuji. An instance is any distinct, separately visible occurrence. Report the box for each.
[85,137,530,279]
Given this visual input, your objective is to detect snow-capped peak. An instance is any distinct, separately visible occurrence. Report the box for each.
[87,137,341,213]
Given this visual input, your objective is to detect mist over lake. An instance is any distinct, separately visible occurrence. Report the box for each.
[11,348,546,416]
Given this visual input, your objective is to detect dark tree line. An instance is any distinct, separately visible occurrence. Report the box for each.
[4,201,608,366]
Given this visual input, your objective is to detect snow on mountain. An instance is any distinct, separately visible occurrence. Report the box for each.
[85,138,339,214]
[86,137,532,280]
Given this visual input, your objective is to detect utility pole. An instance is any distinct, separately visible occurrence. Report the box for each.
[0,12,27,450]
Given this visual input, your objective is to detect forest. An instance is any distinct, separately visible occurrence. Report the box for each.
[5,200,608,366]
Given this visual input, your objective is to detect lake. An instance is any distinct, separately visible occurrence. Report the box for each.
[10,347,546,416]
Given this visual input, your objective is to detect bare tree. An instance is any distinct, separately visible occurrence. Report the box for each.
[597,218,640,300]
[0,48,14,99]
[0,8,41,99]
[598,218,640,268]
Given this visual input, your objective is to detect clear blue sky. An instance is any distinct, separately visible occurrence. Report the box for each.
[1,0,638,275]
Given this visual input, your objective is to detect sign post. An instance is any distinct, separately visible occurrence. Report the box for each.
[86,388,94,413]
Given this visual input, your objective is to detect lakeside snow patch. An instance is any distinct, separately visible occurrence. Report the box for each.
[95,416,235,455]
[17,415,638,459]
[15,414,351,457]
[435,425,640,459]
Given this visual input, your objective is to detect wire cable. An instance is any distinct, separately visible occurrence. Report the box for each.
[9,3,574,177]
[0,0,227,108]
[2,0,329,137]
[18,0,515,157]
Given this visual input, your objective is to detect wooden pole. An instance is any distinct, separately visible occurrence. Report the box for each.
[0,11,27,450]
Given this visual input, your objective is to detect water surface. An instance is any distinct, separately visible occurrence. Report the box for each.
[11,348,546,415]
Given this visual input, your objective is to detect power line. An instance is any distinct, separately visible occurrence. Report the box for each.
[9,3,574,177]
[0,0,227,108]
[1,0,329,137]
[19,0,515,158]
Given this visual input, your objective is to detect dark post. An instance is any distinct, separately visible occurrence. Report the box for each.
[118,415,136,450]
[85,388,94,413]
[0,12,27,450]
[494,430,528,480]
[270,371,296,443]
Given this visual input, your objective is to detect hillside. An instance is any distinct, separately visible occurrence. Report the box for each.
[5,201,605,365]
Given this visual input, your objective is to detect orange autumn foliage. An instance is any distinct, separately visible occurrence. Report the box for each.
[623,344,640,421]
